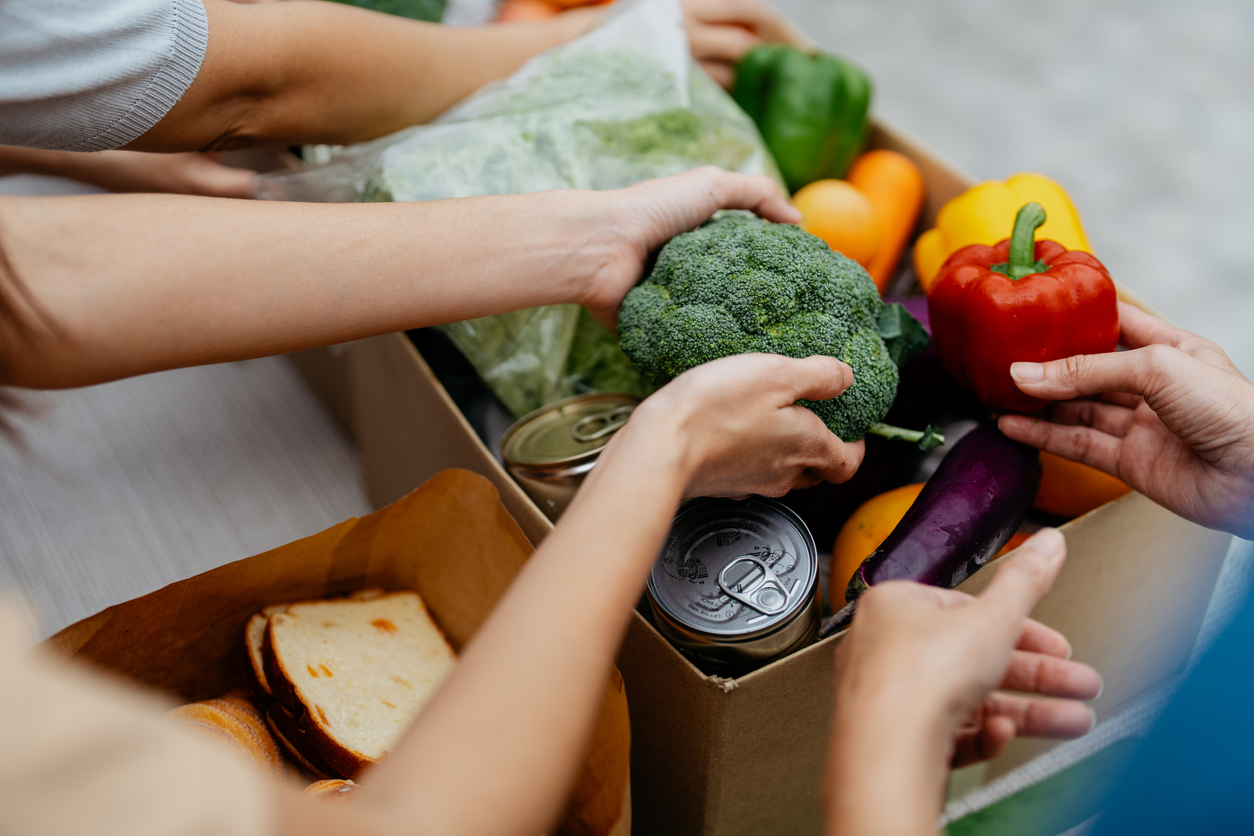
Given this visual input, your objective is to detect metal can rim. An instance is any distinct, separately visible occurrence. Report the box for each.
[647,496,818,639]
[500,391,642,470]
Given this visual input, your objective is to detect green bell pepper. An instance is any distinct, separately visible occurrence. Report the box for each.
[731,44,873,194]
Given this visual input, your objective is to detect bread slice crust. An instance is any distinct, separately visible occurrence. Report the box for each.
[262,591,456,779]
[265,702,337,780]
[245,604,288,698]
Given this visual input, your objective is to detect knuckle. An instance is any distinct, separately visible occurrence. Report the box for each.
[1139,344,1179,388]
[1061,353,1088,383]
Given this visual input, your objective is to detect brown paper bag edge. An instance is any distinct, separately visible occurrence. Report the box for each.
[42,468,629,836]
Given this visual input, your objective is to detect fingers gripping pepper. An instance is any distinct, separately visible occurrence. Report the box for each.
[927,202,1119,413]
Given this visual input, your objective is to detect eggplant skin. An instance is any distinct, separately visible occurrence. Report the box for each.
[845,422,1042,601]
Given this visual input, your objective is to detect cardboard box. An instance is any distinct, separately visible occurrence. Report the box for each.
[43,469,631,836]
[330,119,1231,834]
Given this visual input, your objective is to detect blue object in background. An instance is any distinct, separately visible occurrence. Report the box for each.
[1094,590,1254,833]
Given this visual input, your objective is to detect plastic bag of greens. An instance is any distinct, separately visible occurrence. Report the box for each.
[256,0,780,418]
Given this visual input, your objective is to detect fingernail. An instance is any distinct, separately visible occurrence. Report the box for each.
[1031,528,1066,566]
[1095,676,1104,701]
[1086,705,1098,731]
[1010,362,1045,384]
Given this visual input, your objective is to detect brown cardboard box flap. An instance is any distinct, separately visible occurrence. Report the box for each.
[44,468,629,836]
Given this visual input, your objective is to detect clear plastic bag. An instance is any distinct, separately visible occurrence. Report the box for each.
[256,0,780,418]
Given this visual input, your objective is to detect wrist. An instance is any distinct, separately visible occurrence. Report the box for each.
[562,190,642,313]
[825,680,953,835]
[594,394,697,494]
[825,701,951,836]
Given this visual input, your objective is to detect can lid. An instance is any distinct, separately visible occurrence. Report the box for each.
[502,392,640,467]
[647,497,817,638]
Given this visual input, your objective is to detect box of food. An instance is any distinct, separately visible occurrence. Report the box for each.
[41,469,631,836]
[331,119,1230,835]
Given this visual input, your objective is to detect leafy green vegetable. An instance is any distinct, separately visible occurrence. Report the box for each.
[580,109,755,173]
[327,0,444,22]
[618,214,930,440]
[867,422,945,451]
[565,309,655,399]
[260,32,783,418]
[877,302,931,367]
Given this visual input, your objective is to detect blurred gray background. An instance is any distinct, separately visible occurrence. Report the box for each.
[1,0,1250,639]
[779,0,1254,375]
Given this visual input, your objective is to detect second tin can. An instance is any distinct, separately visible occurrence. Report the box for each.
[645,497,820,675]
[501,392,640,522]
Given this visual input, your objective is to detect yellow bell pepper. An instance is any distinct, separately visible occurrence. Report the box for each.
[914,173,1091,292]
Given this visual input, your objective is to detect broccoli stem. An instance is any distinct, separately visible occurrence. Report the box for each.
[868,422,945,452]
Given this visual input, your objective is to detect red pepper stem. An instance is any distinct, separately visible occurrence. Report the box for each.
[1007,202,1047,279]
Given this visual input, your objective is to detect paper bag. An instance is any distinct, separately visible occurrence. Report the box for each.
[44,468,630,836]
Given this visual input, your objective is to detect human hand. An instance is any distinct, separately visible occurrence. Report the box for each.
[617,352,864,497]
[580,166,798,330]
[824,529,1100,836]
[77,151,257,198]
[0,147,256,198]
[683,0,814,88]
[999,302,1254,539]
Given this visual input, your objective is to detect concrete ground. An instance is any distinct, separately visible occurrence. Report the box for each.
[779,0,1254,375]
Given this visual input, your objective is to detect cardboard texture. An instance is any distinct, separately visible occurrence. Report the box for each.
[310,118,1230,835]
[288,345,357,439]
[43,469,630,836]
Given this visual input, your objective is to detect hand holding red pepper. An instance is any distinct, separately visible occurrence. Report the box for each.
[927,202,1119,412]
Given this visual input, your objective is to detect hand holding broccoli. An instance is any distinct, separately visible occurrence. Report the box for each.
[575,166,799,332]
[618,213,929,441]
[602,352,865,499]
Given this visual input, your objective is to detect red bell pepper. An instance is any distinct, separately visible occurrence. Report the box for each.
[927,202,1119,412]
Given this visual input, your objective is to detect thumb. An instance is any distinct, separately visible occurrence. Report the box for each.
[781,355,854,403]
[1009,345,1180,403]
[978,528,1067,635]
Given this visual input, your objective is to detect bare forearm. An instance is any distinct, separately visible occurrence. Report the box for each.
[0,191,611,387]
[134,0,600,152]
[0,146,73,179]
[360,425,690,835]
[824,703,948,836]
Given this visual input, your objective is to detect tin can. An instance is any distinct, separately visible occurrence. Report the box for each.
[645,497,821,675]
[501,392,640,522]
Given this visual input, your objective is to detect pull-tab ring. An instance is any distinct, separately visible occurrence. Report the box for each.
[717,556,794,616]
[571,405,634,443]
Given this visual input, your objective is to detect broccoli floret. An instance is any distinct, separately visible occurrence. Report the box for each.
[617,214,928,441]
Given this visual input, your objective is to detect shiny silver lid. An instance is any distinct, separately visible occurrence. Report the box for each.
[501,392,639,470]
[647,497,817,638]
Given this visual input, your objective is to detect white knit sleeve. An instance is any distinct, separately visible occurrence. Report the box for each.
[0,0,209,151]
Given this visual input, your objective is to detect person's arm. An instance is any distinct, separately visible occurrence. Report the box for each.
[0,167,797,388]
[131,0,603,152]
[269,352,863,836]
[0,146,254,198]
[824,529,1103,836]
[999,301,1254,539]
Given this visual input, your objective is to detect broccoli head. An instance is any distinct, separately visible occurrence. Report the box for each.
[617,214,927,440]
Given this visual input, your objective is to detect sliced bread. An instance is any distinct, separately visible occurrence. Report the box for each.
[302,779,358,803]
[168,697,285,778]
[265,703,336,780]
[263,591,456,778]
[245,604,288,698]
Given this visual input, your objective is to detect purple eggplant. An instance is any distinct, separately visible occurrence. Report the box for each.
[819,422,1041,637]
